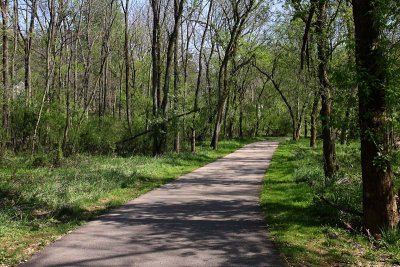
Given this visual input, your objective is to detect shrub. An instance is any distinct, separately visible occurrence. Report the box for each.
[74,116,126,154]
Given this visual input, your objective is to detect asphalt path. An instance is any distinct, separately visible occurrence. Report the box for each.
[22,141,284,267]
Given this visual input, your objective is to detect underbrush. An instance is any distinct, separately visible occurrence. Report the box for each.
[262,139,400,266]
[0,138,258,266]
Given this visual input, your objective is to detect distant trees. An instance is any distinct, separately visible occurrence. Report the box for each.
[0,0,278,155]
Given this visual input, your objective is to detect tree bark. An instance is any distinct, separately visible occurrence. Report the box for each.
[211,0,256,149]
[304,119,307,138]
[10,0,17,91]
[316,0,337,178]
[1,0,10,137]
[191,0,213,153]
[310,89,319,147]
[32,0,57,152]
[123,0,132,133]
[352,0,399,236]
[173,28,180,153]
[24,0,36,105]
[150,0,162,155]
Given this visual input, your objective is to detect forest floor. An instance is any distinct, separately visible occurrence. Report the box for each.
[0,138,264,266]
[262,140,400,266]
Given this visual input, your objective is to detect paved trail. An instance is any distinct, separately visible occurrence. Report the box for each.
[23,141,283,267]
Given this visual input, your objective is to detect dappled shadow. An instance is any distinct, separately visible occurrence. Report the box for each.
[0,167,165,225]
[21,141,284,267]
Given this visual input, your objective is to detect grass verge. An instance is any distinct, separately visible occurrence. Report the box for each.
[0,138,260,266]
[261,139,400,266]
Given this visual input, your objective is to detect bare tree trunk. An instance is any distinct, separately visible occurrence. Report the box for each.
[123,0,132,133]
[239,108,244,138]
[32,0,56,152]
[158,0,184,154]
[150,0,162,155]
[353,0,399,236]
[62,28,73,153]
[118,62,123,120]
[24,0,36,105]
[304,119,307,138]
[1,0,10,137]
[191,0,213,153]
[11,0,17,90]
[150,0,184,155]
[316,0,337,178]
[310,89,319,147]
[211,0,256,149]
[172,3,185,154]
[211,63,229,149]
[73,7,82,116]
[204,43,214,137]
[173,28,180,153]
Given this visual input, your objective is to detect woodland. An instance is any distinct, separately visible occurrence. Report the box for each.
[0,0,400,265]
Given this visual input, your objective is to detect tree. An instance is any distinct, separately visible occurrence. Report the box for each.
[210,0,258,149]
[1,0,10,137]
[19,0,37,105]
[352,0,399,236]
[122,0,133,133]
[191,0,213,153]
[315,0,337,178]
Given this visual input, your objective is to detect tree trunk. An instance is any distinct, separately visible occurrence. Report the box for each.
[211,63,229,149]
[316,0,337,178]
[62,35,73,153]
[191,0,213,153]
[211,0,255,149]
[239,108,243,138]
[1,0,10,137]
[124,0,132,133]
[310,89,319,147]
[11,0,17,91]
[295,123,301,140]
[352,0,399,236]
[173,11,180,153]
[304,119,308,138]
[24,0,35,105]
[150,0,162,155]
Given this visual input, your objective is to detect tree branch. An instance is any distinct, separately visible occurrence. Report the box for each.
[319,195,363,217]
[116,109,199,144]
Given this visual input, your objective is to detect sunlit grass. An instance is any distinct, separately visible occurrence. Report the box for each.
[262,139,400,266]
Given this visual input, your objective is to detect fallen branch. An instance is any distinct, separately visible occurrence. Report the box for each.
[318,195,363,217]
[116,109,199,144]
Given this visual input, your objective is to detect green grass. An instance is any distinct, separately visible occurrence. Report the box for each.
[261,139,400,266]
[0,138,262,266]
